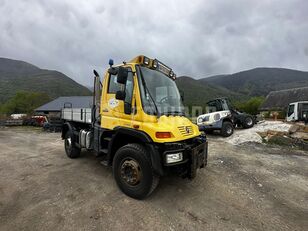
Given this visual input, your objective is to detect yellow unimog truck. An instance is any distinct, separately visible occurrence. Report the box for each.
[61,55,208,199]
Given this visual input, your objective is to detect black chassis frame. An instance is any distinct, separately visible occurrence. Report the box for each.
[62,121,208,179]
[231,110,256,127]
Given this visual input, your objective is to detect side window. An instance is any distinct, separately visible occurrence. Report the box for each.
[288,105,295,117]
[221,100,229,111]
[108,74,121,93]
[124,73,134,104]
[207,101,217,113]
[124,72,134,114]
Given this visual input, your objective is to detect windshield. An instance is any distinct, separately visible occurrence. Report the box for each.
[137,66,184,116]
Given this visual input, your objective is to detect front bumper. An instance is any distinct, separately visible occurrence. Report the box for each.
[162,136,208,179]
[198,120,223,131]
[188,141,208,179]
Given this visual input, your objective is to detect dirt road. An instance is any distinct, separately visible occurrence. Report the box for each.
[0,127,307,230]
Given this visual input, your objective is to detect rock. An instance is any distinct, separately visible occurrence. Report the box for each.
[257,132,267,138]
[267,130,288,137]
[290,132,308,140]
[298,125,308,133]
[267,135,294,146]
[289,125,300,134]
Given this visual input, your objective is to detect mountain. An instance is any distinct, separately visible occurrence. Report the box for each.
[0,58,92,104]
[175,76,248,107]
[201,67,308,96]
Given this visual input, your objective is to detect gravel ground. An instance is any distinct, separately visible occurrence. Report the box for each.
[0,127,307,231]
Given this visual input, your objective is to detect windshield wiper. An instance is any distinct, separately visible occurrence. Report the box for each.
[139,69,159,116]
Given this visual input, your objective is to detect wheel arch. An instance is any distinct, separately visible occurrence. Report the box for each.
[62,122,74,139]
[222,116,234,126]
[107,127,164,176]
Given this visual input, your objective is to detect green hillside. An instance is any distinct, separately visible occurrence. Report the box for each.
[175,76,248,108]
[0,58,92,104]
[201,67,308,96]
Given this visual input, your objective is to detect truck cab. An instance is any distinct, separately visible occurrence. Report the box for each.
[61,55,208,199]
[287,101,308,123]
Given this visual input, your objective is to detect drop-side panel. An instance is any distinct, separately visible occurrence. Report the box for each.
[61,108,92,124]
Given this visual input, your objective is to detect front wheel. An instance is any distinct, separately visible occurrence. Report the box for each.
[221,121,234,137]
[113,143,159,200]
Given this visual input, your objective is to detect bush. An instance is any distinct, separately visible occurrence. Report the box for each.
[0,91,50,115]
[234,96,265,115]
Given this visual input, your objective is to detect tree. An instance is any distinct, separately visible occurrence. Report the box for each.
[234,97,265,115]
[0,91,50,115]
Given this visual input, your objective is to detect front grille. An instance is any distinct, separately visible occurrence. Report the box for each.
[178,126,193,136]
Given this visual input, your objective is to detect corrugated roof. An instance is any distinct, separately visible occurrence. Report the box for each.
[35,96,93,112]
[259,87,308,111]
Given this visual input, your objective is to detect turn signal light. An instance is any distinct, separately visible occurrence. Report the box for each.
[156,132,172,139]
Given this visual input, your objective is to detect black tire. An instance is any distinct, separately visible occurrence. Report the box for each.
[242,116,254,129]
[64,131,81,158]
[221,121,234,137]
[113,143,159,200]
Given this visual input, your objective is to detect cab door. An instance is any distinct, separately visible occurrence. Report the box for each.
[286,103,296,121]
[101,67,136,130]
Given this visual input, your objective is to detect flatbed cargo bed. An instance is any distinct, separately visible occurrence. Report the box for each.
[61,108,92,124]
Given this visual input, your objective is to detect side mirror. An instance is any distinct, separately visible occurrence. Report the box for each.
[93,70,99,77]
[117,66,128,84]
[115,90,126,100]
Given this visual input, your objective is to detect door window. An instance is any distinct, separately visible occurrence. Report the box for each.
[108,74,121,93]
[287,104,294,117]
[107,69,134,115]
[124,73,134,114]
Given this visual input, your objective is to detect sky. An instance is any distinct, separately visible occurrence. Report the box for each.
[0,0,308,86]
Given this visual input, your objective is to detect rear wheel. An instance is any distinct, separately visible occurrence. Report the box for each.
[221,121,234,137]
[243,116,254,129]
[113,143,159,199]
[64,132,81,158]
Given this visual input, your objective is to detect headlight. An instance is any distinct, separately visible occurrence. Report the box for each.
[198,117,203,123]
[166,152,183,164]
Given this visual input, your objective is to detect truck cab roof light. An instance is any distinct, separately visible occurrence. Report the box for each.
[169,71,176,80]
[129,55,177,80]
[143,56,150,65]
[152,59,158,69]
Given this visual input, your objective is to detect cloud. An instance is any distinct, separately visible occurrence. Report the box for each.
[0,0,307,85]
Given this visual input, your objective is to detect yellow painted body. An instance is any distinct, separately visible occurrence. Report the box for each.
[100,56,201,143]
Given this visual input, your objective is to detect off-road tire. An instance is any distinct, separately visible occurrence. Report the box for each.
[113,143,159,200]
[221,121,234,137]
[242,116,254,129]
[64,131,81,158]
